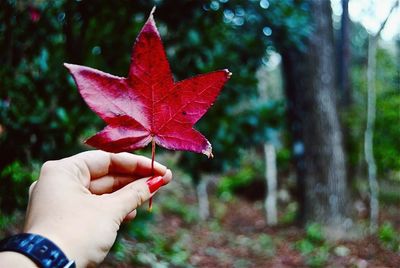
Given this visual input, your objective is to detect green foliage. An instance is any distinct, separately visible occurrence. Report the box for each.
[113,234,190,268]
[232,233,276,257]
[0,213,19,232]
[280,202,298,224]
[374,93,400,177]
[161,196,199,224]
[254,234,276,257]
[216,148,265,200]
[0,0,297,214]
[0,161,37,184]
[379,187,400,204]
[218,166,257,200]
[112,210,190,267]
[170,0,298,179]
[296,223,330,268]
[305,223,325,244]
[378,222,400,252]
[0,161,39,212]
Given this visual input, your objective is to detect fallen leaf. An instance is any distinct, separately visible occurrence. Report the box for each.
[65,9,231,157]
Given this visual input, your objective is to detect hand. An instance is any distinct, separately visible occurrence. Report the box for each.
[23,150,172,267]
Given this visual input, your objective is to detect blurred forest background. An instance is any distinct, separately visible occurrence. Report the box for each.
[1,0,399,267]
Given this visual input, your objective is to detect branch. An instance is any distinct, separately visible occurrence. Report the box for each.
[374,0,399,38]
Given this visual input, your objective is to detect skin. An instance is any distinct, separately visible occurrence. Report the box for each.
[0,150,172,267]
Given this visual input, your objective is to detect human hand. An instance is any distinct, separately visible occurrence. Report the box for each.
[23,150,172,267]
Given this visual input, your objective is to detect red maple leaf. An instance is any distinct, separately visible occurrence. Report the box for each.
[65,10,231,157]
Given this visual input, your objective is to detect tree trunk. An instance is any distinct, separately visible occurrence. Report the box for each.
[365,35,379,232]
[196,175,210,220]
[264,143,278,226]
[338,0,351,106]
[363,0,398,233]
[280,0,350,230]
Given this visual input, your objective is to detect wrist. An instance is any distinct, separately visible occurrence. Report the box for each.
[0,251,38,267]
[24,227,82,263]
[0,233,75,268]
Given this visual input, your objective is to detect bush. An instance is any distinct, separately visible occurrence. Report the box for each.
[295,223,330,268]
[378,222,400,252]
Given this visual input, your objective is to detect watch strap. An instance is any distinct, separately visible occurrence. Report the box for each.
[0,233,75,268]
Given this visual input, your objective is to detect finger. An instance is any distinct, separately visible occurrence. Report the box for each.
[124,210,137,222]
[109,153,167,178]
[105,170,172,221]
[163,169,173,185]
[107,178,151,221]
[29,181,38,196]
[90,169,172,195]
[89,175,138,194]
[58,151,167,189]
[71,151,167,179]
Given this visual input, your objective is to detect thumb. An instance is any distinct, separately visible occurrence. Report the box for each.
[106,175,167,221]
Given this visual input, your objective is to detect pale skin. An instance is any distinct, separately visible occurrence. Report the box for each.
[0,150,173,267]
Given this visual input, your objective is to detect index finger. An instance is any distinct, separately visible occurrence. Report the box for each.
[68,150,167,180]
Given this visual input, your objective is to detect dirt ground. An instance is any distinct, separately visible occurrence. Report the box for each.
[102,196,400,268]
[157,200,400,267]
[3,186,398,267]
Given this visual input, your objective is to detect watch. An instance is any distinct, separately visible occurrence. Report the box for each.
[0,233,75,268]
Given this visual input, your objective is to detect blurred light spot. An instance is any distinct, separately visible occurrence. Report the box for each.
[248,14,258,23]
[158,24,168,36]
[260,0,270,9]
[233,17,244,26]
[29,6,41,22]
[263,51,281,70]
[293,141,304,156]
[223,9,234,20]
[329,195,338,205]
[235,7,245,17]
[263,26,272,36]
[188,30,200,44]
[210,1,220,11]
[92,46,101,55]
[30,134,37,143]
[38,49,49,71]
[57,12,65,22]
[0,98,10,109]
[219,0,229,3]
[134,13,144,22]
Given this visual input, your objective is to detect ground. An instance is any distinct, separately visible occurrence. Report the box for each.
[2,176,398,267]
[103,194,400,267]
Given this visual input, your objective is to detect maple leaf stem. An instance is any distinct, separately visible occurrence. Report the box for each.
[151,138,156,175]
[148,138,156,212]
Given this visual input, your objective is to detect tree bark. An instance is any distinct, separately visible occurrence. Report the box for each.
[365,35,378,232]
[280,0,350,229]
[264,143,278,226]
[196,175,210,220]
[338,0,351,106]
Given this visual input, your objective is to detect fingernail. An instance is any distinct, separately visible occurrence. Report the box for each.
[146,176,165,193]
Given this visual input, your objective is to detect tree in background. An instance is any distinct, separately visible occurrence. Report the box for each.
[338,0,352,107]
[364,0,399,232]
[275,0,350,229]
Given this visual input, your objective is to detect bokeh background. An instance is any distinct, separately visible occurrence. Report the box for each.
[1,0,399,267]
